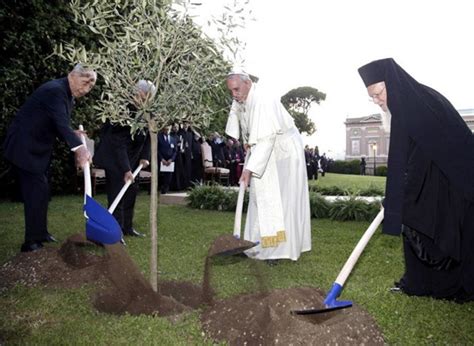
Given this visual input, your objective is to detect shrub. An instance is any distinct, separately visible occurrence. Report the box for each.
[186,184,248,212]
[308,192,331,218]
[187,185,382,222]
[376,165,388,176]
[309,185,349,196]
[329,197,377,221]
[358,183,384,196]
[329,160,360,175]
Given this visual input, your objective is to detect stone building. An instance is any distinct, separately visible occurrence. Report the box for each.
[345,108,474,175]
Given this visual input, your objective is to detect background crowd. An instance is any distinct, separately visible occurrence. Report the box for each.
[155,123,247,193]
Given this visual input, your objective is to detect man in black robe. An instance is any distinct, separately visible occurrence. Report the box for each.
[358,58,474,301]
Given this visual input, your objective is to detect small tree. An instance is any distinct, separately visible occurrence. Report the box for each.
[281,86,326,135]
[57,0,238,291]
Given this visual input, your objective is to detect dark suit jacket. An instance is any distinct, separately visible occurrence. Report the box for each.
[158,133,177,162]
[3,77,82,174]
[94,120,150,174]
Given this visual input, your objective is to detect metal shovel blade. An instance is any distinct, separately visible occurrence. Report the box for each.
[291,304,352,315]
[208,234,257,257]
[84,195,122,244]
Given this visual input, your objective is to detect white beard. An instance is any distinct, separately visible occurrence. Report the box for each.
[381,108,392,133]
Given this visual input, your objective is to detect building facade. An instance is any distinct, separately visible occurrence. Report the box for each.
[345,108,474,175]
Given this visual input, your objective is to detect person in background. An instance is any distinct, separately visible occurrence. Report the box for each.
[93,79,153,238]
[158,125,177,194]
[170,123,185,191]
[358,57,474,301]
[360,157,366,176]
[178,121,193,188]
[3,64,96,252]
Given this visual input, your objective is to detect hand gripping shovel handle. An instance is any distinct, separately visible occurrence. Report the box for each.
[108,163,144,214]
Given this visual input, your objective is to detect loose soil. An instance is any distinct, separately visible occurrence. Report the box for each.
[0,233,385,344]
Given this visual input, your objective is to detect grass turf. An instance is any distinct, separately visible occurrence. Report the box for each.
[1,184,473,344]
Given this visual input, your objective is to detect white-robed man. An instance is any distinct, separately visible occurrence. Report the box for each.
[225,70,312,265]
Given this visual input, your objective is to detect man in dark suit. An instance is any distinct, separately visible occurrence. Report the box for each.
[3,64,96,252]
[93,80,153,238]
[158,125,177,194]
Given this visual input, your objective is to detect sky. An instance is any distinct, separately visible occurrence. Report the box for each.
[191,0,474,159]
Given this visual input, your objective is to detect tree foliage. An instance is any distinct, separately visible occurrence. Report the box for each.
[281,86,326,114]
[281,86,326,136]
[57,0,244,291]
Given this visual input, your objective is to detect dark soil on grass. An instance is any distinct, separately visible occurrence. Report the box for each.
[0,233,385,344]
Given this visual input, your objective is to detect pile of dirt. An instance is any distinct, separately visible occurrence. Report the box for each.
[92,242,189,316]
[1,233,386,344]
[0,236,107,293]
[0,234,198,317]
[201,287,385,345]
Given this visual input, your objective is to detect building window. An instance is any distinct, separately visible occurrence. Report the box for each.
[352,139,360,155]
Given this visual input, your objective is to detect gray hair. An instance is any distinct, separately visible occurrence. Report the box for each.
[136,79,157,96]
[71,63,96,78]
[226,73,251,82]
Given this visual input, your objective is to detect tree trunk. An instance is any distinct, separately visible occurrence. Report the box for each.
[149,129,159,292]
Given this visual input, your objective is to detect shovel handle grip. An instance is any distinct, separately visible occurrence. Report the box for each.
[79,125,92,199]
[233,181,246,237]
[108,163,143,214]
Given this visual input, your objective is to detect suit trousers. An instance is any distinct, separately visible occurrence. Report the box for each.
[16,167,49,242]
[105,169,139,233]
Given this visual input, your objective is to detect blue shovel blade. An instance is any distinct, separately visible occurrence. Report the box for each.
[84,195,122,244]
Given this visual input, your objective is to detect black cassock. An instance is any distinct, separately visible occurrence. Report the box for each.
[359,58,474,301]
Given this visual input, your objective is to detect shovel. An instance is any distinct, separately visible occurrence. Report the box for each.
[79,125,122,245]
[292,207,384,315]
[208,180,258,257]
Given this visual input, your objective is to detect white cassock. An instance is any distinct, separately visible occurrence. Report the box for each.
[225,83,312,261]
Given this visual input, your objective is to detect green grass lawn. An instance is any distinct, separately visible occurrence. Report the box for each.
[1,188,473,344]
[308,172,386,192]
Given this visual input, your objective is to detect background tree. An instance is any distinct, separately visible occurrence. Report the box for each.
[58,0,242,291]
[281,86,326,135]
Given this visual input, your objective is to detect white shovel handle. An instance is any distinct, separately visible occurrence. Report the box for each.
[79,125,92,200]
[233,153,249,238]
[334,207,384,287]
[108,163,144,214]
[233,181,246,238]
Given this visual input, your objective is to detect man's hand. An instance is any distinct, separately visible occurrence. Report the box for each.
[74,129,88,139]
[239,169,252,188]
[124,170,134,184]
[140,159,150,169]
[75,145,91,168]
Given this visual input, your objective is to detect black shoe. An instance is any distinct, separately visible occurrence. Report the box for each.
[42,233,58,243]
[265,259,279,266]
[123,229,145,237]
[21,241,44,252]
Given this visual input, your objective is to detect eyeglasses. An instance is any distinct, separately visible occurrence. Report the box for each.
[369,86,385,102]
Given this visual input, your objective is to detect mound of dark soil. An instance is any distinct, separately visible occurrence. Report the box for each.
[1,233,385,344]
[0,236,107,293]
[201,287,385,345]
